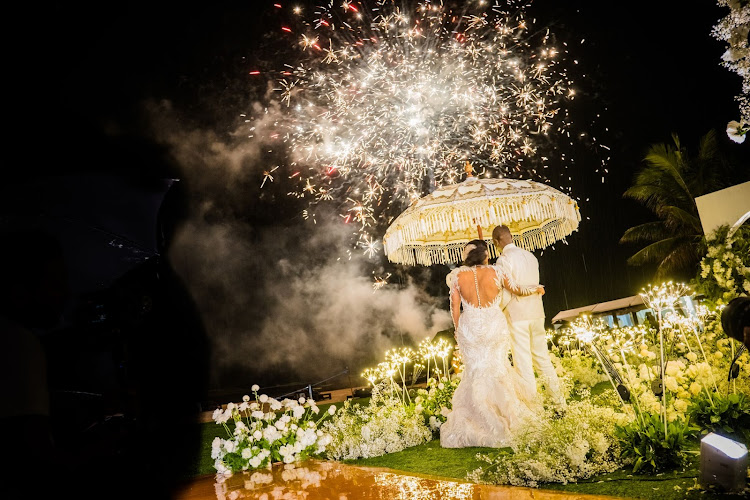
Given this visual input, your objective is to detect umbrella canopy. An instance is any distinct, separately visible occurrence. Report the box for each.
[383,173,581,266]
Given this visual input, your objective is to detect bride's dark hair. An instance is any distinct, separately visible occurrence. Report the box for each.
[463,239,488,267]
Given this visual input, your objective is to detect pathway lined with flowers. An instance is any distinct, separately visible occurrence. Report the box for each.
[173,460,627,500]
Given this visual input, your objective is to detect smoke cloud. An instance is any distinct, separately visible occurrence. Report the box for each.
[148,100,451,390]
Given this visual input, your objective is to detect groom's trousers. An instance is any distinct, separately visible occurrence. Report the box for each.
[508,318,566,407]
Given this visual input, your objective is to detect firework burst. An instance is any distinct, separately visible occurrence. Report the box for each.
[253,0,595,255]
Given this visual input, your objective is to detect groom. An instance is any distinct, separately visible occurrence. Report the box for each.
[492,225,566,409]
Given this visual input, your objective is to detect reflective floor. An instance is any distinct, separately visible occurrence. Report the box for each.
[173,460,625,500]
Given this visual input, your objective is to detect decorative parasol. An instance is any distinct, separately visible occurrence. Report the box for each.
[383,163,581,266]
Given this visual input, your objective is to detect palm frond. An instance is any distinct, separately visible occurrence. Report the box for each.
[626,237,686,266]
[697,129,718,163]
[642,141,691,197]
[621,129,744,274]
[620,221,669,244]
[657,205,702,233]
[655,238,705,280]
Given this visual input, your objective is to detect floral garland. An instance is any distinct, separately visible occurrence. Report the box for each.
[712,0,750,141]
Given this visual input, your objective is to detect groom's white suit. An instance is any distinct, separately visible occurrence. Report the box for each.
[496,241,566,408]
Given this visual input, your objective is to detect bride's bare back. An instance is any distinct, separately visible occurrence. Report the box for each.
[449,264,542,330]
[455,266,500,307]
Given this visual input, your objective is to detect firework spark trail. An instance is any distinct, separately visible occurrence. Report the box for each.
[251,0,602,262]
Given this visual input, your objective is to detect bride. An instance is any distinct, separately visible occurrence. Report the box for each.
[440,239,544,449]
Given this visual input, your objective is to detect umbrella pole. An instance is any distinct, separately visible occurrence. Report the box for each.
[477,225,483,240]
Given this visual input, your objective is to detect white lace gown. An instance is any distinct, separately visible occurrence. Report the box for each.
[440,265,541,449]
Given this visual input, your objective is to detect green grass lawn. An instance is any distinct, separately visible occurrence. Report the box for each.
[191,389,748,499]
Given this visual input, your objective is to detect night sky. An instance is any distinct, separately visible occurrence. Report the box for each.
[7,0,749,393]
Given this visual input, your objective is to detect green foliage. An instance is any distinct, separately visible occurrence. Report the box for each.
[614,412,697,474]
[687,390,750,443]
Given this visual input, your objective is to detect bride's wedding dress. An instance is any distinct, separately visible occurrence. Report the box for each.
[440,265,541,449]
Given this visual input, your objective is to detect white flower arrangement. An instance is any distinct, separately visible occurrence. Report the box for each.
[211,387,335,475]
[549,347,608,390]
[414,375,461,435]
[695,225,750,303]
[322,382,432,460]
[468,393,631,487]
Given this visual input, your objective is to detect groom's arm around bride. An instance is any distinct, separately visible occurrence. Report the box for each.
[492,225,566,410]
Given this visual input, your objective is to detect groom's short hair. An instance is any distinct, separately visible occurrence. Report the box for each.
[492,225,511,242]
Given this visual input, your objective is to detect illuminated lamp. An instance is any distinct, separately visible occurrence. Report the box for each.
[700,432,748,492]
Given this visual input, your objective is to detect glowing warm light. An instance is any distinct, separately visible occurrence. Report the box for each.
[639,282,690,313]
[372,272,391,290]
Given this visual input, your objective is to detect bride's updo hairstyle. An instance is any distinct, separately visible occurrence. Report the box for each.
[463,239,488,267]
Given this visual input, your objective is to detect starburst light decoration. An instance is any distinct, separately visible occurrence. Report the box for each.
[639,282,690,315]
[252,0,601,255]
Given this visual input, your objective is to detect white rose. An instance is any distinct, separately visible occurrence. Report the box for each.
[253,430,262,440]
[259,395,268,403]
[690,382,702,396]
[664,376,679,393]
[252,384,260,392]
[242,448,253,459]
[665,362,679,377]
[727,120,748,143]
[328,406,337,415]
[674,398,689,413]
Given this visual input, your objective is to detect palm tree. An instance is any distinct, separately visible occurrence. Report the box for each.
[620,129,734,280]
